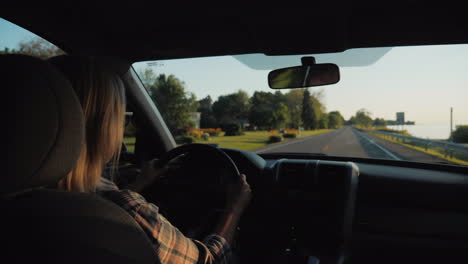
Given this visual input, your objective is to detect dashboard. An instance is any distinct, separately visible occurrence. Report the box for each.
[221,148,468,264]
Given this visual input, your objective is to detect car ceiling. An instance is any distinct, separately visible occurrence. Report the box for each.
[3,3,468,62]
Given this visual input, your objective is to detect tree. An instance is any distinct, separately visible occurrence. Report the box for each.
[4,37,66,59]
[318,113,329,129]
[0,47,16,55]
[272,103,290,129]
[311,96,325,127]
[285,89,304,128]
[310,90,326,114]
[138,68,157,88]
[248,91,276,130]
[273,91,286,105]
[328,111,345,129]
[346,116,357,125]
[198,96,218,128]
[148,74,199,134]
[212,90,250,125]
[373,118,387,127]
[301,89,319,130]
[451,125,468,143]
[354,108,373,127]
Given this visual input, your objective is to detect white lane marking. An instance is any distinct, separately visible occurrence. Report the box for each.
[254,130,337,154]
[354,129,401,160]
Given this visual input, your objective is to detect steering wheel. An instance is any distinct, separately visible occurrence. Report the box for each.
[141,143,243,239]
[159,143,242,182]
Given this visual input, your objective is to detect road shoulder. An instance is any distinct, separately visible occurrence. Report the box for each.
[364,132,456,164]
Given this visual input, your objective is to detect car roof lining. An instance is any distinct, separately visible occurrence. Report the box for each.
[3,4,468,62]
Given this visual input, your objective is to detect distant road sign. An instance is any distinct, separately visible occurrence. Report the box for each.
[396,112,405,124]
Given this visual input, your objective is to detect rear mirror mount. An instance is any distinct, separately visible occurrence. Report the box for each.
[268,56,340,89]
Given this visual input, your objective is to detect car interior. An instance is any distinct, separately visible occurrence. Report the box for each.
[2,4,468,264]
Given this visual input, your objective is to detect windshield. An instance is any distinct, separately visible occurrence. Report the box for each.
[133,45,468,166]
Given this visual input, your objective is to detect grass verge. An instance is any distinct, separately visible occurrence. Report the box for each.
[370,133,468,166]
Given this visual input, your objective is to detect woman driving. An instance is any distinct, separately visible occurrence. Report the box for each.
[48,55,251,264]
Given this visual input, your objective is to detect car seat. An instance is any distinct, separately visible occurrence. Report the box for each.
[1,54,158,264]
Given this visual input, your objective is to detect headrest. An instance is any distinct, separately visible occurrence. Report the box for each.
[3,54,84,195]
[48,55,130,79]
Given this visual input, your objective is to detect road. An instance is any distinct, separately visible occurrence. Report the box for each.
[255,126,453,164]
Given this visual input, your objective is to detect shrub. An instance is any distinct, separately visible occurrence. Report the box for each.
[224,123,243,136]
[175,135,195,144]
[285,129,299,134]
[245,125,256,131]
[268,135,283,143]
[189,129,202,138]
[208,131,221,136]
[201,133,210,141]
[452,125,468,143]
[175,127,191,136]
[199,128,222,136]
[283,133,297,138]
[268,129,279,135]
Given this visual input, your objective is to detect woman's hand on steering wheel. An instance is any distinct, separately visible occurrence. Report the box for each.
[128,159,168,192]
[214,173,252,245]
[139,143,251,242]
[226,174,252,215]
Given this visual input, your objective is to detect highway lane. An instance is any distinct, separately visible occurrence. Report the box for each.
[255,126,453,164]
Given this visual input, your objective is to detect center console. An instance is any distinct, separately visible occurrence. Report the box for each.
[272,160,359,264]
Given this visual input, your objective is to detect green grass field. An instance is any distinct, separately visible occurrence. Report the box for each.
[195,130,333,150]
[124,130,334,152]
[195,131,272,150]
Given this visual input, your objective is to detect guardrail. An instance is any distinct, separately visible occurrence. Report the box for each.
[360,129,468,158]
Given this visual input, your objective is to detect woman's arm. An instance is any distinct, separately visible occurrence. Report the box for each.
[125,159,167,192]
[99,189,233,264]
[214,174,251,244]
[104,163,251,263]
[130,160,252,245]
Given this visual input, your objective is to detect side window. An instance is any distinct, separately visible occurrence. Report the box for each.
[123,111,136,153]
[113,110,140,188]
[0,17,65,59]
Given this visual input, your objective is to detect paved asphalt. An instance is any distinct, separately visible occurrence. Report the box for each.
[254,126,452,164]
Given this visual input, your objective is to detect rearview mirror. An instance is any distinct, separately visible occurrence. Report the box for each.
[268,63,340,89]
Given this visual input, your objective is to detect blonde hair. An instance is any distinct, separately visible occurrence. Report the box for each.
[50,56,126,192]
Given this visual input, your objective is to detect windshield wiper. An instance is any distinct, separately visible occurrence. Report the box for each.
[263,152,327,156]
[433,161,457,165]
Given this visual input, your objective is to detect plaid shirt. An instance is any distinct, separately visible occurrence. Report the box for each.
[97,177,231,264]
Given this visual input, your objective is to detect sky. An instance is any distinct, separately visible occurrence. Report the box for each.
[2,17,467,128]
[134,45,468,127]
[0,18,41,48]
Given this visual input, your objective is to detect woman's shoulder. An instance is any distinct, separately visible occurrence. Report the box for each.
[96,177,160,213]
[97,176,120,191]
